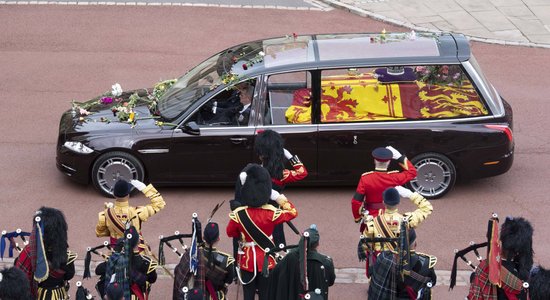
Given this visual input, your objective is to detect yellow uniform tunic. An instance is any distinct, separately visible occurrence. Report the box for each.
[362,192,433,252]
[95,184,165,241]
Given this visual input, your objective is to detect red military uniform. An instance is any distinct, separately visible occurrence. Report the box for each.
[351,158,417,222]
[226,198,298,273]
[271,155,308,190]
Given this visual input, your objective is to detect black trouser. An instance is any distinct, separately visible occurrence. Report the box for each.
[241,270,269,300]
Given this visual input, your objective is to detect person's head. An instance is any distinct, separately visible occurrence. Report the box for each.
[372,147,392,170]
[236,163,271,207]
[0,267,31,300]
[254,129,285,179]
[124,225,140,252]
[236,82,253,104]
[203,222,220,246]
[34,207,69,269]
[304,224,320,250]
[113,179,132,200]
[529,265,550,300]
[383,187,401,209]
[500,216,533,279]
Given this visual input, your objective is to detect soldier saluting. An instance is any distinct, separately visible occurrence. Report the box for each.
[96,179,166,252]
[351,146,417,229]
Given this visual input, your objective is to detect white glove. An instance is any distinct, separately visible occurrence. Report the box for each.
[270,189,281,201]
[394,185,413,199]
[283,148,293,160]
[386,146,402,160]
[130,179,147,192]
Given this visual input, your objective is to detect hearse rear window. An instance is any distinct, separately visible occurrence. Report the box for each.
[283,65,488,124]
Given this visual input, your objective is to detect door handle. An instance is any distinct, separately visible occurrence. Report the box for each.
[230,137,247,144]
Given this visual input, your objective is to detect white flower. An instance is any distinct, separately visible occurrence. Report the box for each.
[111,83,123,97]
[409,30,417,40]
[259,51,265,56]
[105,202,114,208]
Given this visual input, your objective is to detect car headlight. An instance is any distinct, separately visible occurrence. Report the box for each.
[63,141,94,154]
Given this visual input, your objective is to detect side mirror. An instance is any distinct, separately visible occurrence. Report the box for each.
[183,121,200,135]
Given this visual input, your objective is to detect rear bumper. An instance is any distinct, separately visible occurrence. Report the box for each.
[457,148,514,180]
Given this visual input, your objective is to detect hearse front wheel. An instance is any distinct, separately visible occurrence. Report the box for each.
[91,151,145,198]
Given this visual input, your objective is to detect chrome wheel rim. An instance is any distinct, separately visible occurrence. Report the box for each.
[410,157,453,197]
[95,157,139,195]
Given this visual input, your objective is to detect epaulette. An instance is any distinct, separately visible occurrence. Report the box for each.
[361,171,374,176]
[67,250,78,264]
[228,207,245,222]
[272,208,283,221]
[139,254,158,274]
[261,204,278,212]
[416,252,437,269]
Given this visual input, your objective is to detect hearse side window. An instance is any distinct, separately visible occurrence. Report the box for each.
[265,71,312,125]
[188,79,257,127]
[310,66,488,124]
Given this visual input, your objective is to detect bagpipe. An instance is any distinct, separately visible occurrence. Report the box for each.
[158,200,225,270]
[83,241,112,279]
[0,228,30,260]
[449,213,530,292]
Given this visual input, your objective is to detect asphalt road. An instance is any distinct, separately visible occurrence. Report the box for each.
[1,4,550,299]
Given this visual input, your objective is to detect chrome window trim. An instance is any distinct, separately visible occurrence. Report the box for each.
[462,60,504,117]
[317,114,497,130]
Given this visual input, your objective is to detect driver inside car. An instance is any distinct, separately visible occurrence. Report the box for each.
[202,81,255,126]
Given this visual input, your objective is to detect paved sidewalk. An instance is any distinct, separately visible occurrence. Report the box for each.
[321,0,550,48]
[0,257,472,287]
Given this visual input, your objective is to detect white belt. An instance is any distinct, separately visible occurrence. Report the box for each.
[242,235,273,248]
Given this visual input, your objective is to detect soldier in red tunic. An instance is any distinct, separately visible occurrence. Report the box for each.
[351,146,417,229]
[226,164,298,300]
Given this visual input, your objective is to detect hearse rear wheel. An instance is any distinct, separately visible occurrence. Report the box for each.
[409,152,456,199]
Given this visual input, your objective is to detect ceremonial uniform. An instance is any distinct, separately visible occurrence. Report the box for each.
[97,226,158,300]
[351,156,417,222]
[268,226,335,300]
[368,250,437,300]
[271,155,308,191]
[226,163,298,300]
[16,248,77,299]
[96,181,165,251]
[468,259,528,300]
[362,192,432,252]
[454,216,533,300]
[254,129,308,247]
[172,248,235,300]
[227,201,298,273]
[15,207,75,299]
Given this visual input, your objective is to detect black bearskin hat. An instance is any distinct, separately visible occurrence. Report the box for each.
[500,216,533,279]
[0,267,31,300]
[35,207,69,269]
[254,129,285,181]
[529,265,550,300]
[237,164,271,207]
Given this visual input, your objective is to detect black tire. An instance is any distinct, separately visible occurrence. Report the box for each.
[409,152,456,199]
[91,151,145,198]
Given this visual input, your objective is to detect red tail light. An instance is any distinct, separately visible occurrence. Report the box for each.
[485,125,513,143]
